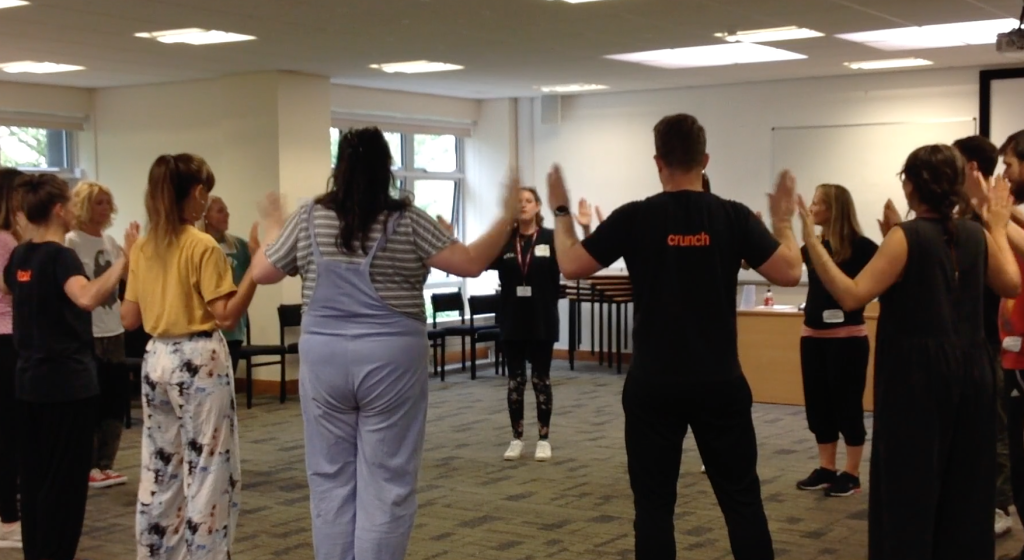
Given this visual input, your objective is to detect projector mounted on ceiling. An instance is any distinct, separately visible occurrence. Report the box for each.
[997,3,1024,57]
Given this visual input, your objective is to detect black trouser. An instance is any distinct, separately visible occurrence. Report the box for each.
[799,336,869,446]
[94,334,126,471]
[0,335,17,524]
[19,397,96,560]
[227,339,242,375]
[505,340,555,440]
[1005,368,1024,529]
[622,372,773,560]
[867,358,994,560]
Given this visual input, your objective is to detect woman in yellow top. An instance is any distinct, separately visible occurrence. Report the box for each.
[121,154,258,560]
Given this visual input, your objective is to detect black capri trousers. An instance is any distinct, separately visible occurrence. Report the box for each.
[800,335,870,447]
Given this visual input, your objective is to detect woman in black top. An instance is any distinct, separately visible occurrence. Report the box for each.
[492,187,561,462]
[798,145,1020,560]
[796,184,878,497]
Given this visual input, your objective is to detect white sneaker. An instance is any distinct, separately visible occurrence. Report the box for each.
[534,441,552,462]
[701,464,706,474]
[0,521,22,549]
[503,439,524,460]
[996,508,1013,538]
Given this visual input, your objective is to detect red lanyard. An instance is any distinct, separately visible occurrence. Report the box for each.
[515,231,538,280]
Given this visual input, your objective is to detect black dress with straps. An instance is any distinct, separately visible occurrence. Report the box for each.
[868,217,995,559]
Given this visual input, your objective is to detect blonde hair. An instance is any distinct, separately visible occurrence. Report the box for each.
[70,180,117,231]
[200,195,236,251]
[143,153,215,250]
[815,184,863,263]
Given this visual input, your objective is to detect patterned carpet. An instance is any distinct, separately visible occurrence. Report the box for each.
[1,362,1020,560]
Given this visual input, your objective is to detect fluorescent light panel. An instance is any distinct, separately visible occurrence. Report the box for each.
[607,42,806,69]
[369,60,463,74]
[135,28,256,45]
[845,57,933,70]
[0,61,84,74]
[716,26,824,43]
[538,83,608,93]
[0,0,29,9]
[836,18,1019,50]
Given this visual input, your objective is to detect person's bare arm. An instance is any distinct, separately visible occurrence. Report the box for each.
[755,173,801,287]
[207,269,258,331]
[65,258,127,312]
[121,299,142,331]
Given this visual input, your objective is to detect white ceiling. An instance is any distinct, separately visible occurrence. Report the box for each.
[0,0,1021,99]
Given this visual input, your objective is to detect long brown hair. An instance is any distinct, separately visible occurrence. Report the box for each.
[901,144,966,247]
[318,127,409,254]
[0,168,25,239]
[815,183,863,263]
[143,154,215,249]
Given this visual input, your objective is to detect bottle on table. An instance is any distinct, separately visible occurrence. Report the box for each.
[764,286,774,308]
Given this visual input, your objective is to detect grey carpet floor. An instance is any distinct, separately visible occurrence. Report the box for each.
[1,362,1019,559]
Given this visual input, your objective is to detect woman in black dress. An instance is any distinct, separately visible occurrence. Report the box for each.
[797,144,1020,559]
[493,186,561,462]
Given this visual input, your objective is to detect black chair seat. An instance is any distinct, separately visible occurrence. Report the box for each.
[286,342,299,353]
[442,324,478,335]
[427,329,446,340]
[238,344,287,358]
[475,328,501,342]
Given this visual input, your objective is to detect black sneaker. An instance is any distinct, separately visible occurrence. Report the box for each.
[796,467,837,490]
[824,472,861,497]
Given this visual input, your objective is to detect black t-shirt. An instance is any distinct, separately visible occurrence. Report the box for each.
[3,241,97,403]
[490,227,561,341]
[580,191,780,379]
[801,236,879,329]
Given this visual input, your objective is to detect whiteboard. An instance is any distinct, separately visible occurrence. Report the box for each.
[738,118,977,284]
[992,78,1024,150]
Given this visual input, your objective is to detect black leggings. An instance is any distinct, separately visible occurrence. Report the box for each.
[799,336,869,447]
[0,335,17,524]
[505,340,554,440]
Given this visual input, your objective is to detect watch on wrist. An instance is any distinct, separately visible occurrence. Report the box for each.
[553,205,571,217]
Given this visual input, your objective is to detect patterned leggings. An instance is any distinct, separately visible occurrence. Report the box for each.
[505,340,555,440]
[137,332,241,560]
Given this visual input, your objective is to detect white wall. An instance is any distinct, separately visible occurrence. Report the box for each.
[522,67,981,350]
[0,81,97,178]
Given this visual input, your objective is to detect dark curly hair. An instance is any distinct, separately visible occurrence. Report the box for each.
[317,127,410,254]
[900,144,966,247]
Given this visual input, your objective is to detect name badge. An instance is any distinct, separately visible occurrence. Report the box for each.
[517,286,532,298]
[534,244,551,257]
[822,309,845,324]
[1005,336,1023,353]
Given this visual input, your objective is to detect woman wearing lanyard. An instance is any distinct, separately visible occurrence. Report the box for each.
[796,184,877,497]
[495,187,562,462]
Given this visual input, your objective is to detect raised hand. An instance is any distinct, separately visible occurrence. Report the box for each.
[502,166,522,222]
[123,221,141,257]
[436,215,455,235]
[796,195,816,244]
[248,221,261,255]
[257,192,286,232]
[768,170,797,222]
[877,199,901,237]
[965,169,991,212]
[547,164,570,210]
[595,205,605,223]
[985,175,1014,230]
[576,198,593,227]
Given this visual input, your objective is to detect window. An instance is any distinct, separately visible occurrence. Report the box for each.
[0,126,75,172]
[330,127,466,318]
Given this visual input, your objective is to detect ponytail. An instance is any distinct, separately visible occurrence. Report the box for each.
[144,154,216,249]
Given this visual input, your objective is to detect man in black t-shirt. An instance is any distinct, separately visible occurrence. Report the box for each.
[547,114,802,560]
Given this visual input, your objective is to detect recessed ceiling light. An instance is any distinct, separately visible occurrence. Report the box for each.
[0,0,29,9]
[606,43,806,69]
[0,61,85,74]
[715,26,824,43]
[538,83,609,93]
[135,28,256,45]
[836,18,1019,50]
[844,57,934,70]
[368,60,464,74]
